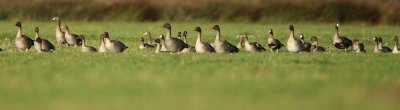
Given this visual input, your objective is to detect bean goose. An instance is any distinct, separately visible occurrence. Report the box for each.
[309,36,326,52]
[51,17,67,45]
[392,36,400,54]
[267,29,284,53]
[15,21,34,53]
[333,23,353,52]
[373,37,392,53]
[139,37,155,49]
[351,39,366,53]
[62,25,82,46]
[33,27,55,52]
[240,34,266,52]
[79,35,97,52]
[163,23,189,52]
[213,25,239,53]
[194,27,215,53]
[286,25,304,53]
[299,34,311,52]
[98,33,107,52]
[103,32,128,53]
[236,35,244,49]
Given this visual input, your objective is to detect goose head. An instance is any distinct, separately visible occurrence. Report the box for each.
[195,27,201,33]
[392,36,398,42]
[103,32,110,38]
[289,25,294,31]
[335,23,340,30]
[79,35,85,41]
[61,25,69,30]
[373,37,380,44]
[212,25,220,31]
[51,17,60,21]
[140,37,145,42]
[299,34,305,40]
[34,27,39,33]
[183,31,188,36]
[15,21,22,27]
[154,38,161,44]
[143,32,151,37]
[163,23,171,30]
[35,37,42,43]
[177,32,182,39]
[268,29,273,35]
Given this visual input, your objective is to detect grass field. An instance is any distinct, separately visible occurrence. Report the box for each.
[0,21,400,110]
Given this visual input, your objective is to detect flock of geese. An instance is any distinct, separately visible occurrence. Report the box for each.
[1,17,400,54]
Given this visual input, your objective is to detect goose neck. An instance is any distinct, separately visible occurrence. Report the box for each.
[35,32,39,39]
[148,35,153,44]
[166,29,172,39]
[196,32,202,43]
[155,44,161,53]
[17,27,22,38]
[394,40,398,50]
[215,30,221,42]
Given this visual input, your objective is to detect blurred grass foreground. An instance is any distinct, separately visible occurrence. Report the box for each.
[1,0,400,23]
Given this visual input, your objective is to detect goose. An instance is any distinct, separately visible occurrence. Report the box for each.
[163,23,189,52]
[33,37,48,53]
[51,17,67,45]
[240,34,266,52]
[15,21,34,53]
[267,29,284,53]
[392,36,400,53]
[286,25,304,53]
[33,27,55,52]
[333,23,353,52]
[373,37,392,53]
[180,31,195,53]
[98,33,107,52]
[143,32,155,46]
[212,25,239,53]
[62,25,82,46]
[309,36,326,52]
[194,27,215,53]
[79,35,97,52]
[155,35,169,54]
[299,34,311,52]
[177,32,182,40]
[139,37,155,49]
[182,31,188,44]
[351,39,366,53]
[236,35,244,49]
[103,32,128,53]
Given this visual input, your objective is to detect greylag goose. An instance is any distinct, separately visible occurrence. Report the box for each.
[299,34,311,52]
[15,21,34,52]
[333,23,353,52]
[98,33,107,52]
[51,17,66,45]
[212,25,239,53]
[103,32,128,53]
[33,27,55,52]
[62,25,82,46]
[163,23,189,52]
[194,27,215,53]
[373,37,392,53]
[392,36,400,54]
[236,35,244,49]
[80,35,97,52]
[267,29,284,53]
[139,37,155,49]
[309,36,326,52]
[241,34,266,52]
[286,25,304,53]
[351,39,366,53]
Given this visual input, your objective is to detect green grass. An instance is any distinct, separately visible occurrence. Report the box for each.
[0,21,400,110]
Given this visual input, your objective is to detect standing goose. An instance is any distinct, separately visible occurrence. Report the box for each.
[299,34,311,52]
[286,25,304,53]
[194,27,215,53]
[213,25,239,53]
[373,37,392,53]
[333,23,353,52]
[143,32,155,46]
[309,36,326,52]
[236,35,245,49]
[51,17,66,45]
[163,23,189,52]
[139,37,155,49]
[79,35,97,52]
[62,25,82,46]
[352,39,366,53]
[267,29,284,53]
[241,34,266,52]
[15,21,34,52]
[98,33,107,52]
[392,36,400,53]
[33,27,55,52]
[103,32,128,53]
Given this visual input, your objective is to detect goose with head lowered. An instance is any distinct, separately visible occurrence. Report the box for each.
[309,36,326,52]
[212,25,239,53]
[51,17,67,45]
[267,29,284,53]
[239,34,265,52]
[299,34,311,52]
[333,23,353,52]
[351,39,366,53]
[392,36,400,54]
[62,25,82,46]
[102,32,128,53]
[162,23,189,52]
[194,27,215,53]
[79,35,97,53]
[286,25,304,53]
[373,37,392,53]
[15,21,34,53]
[33,27,55,52]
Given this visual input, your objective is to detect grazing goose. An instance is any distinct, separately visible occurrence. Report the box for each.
[139,37,155,49]
[194,27,215,53]
[351,39,366,53]
[15,21,34,52]
[309,36,326,52]
[51,17,66,45]
[62,25,82,46]
[299,34,311,52]
[103,32,128,53]
[240,34,266,52]
[98,33,107,52]
[163,23,189,52]
[212,25,239,53]
[333,23,353,52]
[392,36,400,53]
[33,27,55,52]
[79,35,97,52]
[286,25,304,53]
[373,37,392,53]
[236,35,244,49]
[267,29,284,53]
[143,32,155,46]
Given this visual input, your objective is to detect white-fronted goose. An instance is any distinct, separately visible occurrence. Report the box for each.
[309,36,326,52]
[267,29,284,53]
[212,25,239,53]
[351,39,366,53]
[333,23,353,52]
[98,33,107,52]
[51,17,66,45]
[139,37,155,49]
[392,36,400,54]
[34,27,55,52]
[194,27,215,53]
[286,25,304,53]
[62,25,82,46]
[241,34,266,52]
[15,21,34,53]
[163,23,189,52]
[299,34,311,52]
[79,35,97,52]
[143,31,155,46]
[236,35,244,49]
[374,37,392,53]
[103,32,128,53]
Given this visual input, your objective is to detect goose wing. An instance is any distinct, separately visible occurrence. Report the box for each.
[22,35,34,47]
[251,42,266,51]
[112,40,128,49]
[224,40,239,53]
[42,39,56,50]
